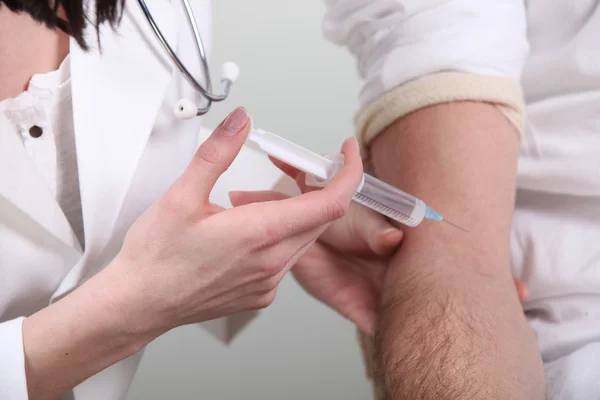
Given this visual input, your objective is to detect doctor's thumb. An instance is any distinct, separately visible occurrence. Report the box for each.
[182,107,251,198]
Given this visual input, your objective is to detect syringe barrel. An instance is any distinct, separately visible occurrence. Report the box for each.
[246,127,428,227]
[353,174,426,227]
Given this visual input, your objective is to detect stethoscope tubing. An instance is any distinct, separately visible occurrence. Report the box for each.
[138,0,234,116]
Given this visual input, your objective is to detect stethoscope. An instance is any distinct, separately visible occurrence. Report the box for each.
[138,0,239,120]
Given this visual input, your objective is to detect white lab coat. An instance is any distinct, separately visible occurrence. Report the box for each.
[0,0,283,398]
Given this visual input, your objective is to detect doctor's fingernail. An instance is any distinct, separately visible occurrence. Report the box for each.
[222,107,249,136]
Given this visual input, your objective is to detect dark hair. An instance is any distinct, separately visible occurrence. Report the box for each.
[0,0,124,49]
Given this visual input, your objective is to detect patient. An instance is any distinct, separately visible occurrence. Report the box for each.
[293,2,600,399]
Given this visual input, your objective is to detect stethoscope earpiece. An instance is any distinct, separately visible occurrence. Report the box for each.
[220,61,240,84]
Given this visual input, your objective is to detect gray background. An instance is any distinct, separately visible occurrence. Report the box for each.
[127,1,371,399]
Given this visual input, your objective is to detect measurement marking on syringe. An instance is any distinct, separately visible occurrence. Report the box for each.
[353,193,419,227]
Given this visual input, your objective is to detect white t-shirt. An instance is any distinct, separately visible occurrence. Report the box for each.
[0,55,84,249]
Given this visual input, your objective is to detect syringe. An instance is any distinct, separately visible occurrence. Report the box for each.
[246,127,467,231]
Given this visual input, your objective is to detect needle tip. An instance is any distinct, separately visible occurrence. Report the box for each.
[442,219,469,233]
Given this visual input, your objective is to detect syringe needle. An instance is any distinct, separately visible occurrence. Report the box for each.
[442,218,469,233]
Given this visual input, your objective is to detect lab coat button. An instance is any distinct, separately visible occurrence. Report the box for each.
[29,125,43,138]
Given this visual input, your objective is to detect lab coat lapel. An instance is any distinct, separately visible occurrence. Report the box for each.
[0,114,81,250]
[70,0,177,254]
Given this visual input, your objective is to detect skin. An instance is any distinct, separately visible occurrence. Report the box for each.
[364,103,546,399]
[0,6,69,99]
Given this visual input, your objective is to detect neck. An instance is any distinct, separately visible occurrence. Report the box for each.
[0,8,70,101]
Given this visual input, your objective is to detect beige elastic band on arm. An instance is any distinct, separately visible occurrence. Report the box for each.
[355,73,525,163]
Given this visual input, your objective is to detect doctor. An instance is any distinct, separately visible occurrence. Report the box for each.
[0,1,409,399]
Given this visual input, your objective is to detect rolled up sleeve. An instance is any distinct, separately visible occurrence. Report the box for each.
[0,317,29,400]
[322,0,529,150]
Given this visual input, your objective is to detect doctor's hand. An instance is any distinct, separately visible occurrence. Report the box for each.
[23,107,364,400]
[106,107,364,335]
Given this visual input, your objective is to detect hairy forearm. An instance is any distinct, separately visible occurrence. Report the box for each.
[370,102,544,399]
[23,266,159,400]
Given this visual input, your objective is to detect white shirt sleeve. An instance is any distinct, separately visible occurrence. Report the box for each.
[322,0,530,108]
[0,317,29,400]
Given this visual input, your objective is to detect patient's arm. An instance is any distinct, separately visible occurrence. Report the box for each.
[370,102,545,399]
